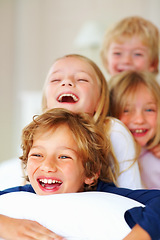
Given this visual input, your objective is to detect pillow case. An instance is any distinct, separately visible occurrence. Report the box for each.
[0,191,143,240]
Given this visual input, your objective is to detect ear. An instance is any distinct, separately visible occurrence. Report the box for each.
[84,173,99,185]
[149,60,158,73]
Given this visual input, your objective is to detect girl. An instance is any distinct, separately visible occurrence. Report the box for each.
[1,108,160,240]
[41,54,142,189]
[109,70,160,189]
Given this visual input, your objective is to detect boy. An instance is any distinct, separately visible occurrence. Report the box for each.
[0,108,160,240]
[101,16,159,76]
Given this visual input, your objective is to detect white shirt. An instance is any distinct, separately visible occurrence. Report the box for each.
[109,118,142,189]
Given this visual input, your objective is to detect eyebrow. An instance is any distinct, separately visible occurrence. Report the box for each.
[111,43,148,50]
[30,145,79,154]
[50,69,95,81]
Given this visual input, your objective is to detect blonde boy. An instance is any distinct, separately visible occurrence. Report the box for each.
[101,16,159,76]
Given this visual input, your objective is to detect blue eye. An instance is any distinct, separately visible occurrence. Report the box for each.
[123,109,129,113]
[59,155,70,159]
[134,53,143,57]
[30,153,42,158]
[145,108,154,112]
[113,52,121,56]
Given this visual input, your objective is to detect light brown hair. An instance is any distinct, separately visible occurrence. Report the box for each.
[20,108,118,190]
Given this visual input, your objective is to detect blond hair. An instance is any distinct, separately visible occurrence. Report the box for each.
[20,108,118,190]
[109,71,160,149]
[101,16,159,74]
[42,54,109,125]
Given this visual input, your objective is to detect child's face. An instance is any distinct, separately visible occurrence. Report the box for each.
[45,57,101,115]
[107,36,155,76]
[119,84,157,147]
[27,124,91,195]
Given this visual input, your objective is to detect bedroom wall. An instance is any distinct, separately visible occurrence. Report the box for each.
[0,0,160,162]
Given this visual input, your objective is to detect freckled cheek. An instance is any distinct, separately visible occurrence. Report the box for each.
[61,163,75,175]
[119,115,130,126]
[62,162,84,179]
[27,160,38,177]
[152,116,158,130]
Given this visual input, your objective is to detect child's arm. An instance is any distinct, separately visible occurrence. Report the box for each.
[109,119,143,189]
[123,224,151,240]
[150,144,160,158]
[0,214,65,240]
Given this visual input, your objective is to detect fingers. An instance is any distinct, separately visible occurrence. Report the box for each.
[0,215,66,240]
[19,220,66,240]
[150,144,160,158]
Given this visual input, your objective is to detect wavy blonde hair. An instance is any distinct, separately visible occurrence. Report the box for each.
[42,54,109,125]
[109,71,160,149]
[101,16,159,74]
[20,108,118,190]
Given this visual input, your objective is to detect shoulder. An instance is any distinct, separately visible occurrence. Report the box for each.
[105,117,136,151]
[97,180,160,203]
[0,184,35,195]
[106,117,133,137]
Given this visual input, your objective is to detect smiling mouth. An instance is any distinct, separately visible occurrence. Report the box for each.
[130,129,148,137]
[131,129,147,133]
[38,178,62,190]
[58,93,78,103]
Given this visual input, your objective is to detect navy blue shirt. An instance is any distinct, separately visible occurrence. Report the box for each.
[1,181,160,240]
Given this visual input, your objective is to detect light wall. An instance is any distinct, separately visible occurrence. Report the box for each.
[0,0,160,162]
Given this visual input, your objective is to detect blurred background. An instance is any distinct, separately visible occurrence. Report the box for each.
[1,0,160,163]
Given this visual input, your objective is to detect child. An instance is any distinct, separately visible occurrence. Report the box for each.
[108,70,160,189]
[100,16,159,76]
[41,53,142,189]
[1,108,160,240]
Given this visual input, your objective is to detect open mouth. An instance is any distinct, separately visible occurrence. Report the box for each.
[38,178,62,190]
[131,129,147,133]
[130,129,148,137]
[58,93,78,103]
[117,69,123,72]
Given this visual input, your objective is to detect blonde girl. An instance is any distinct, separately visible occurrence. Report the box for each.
[109,70,160,189]
[41,54,142,189]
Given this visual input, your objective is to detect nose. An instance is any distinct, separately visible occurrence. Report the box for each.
[132,111,145,124]
[61,78,74,87]
[40,157,57,173]
[121,53,132,65]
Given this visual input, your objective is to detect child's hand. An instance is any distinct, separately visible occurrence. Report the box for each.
[150,144,160,159]
[123,224,151,240]
[0,214,66,240]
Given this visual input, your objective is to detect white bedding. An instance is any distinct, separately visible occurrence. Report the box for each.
[0,191,143,240]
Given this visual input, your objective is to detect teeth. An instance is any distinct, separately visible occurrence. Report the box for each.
[135,129,144,133]
[39,179,62,184]
[58,93,78,102]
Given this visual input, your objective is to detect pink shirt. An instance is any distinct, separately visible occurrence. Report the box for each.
[138,148,160,189]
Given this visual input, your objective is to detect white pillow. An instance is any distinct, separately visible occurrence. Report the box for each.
[0,191,143,240]
[0,158,24,190]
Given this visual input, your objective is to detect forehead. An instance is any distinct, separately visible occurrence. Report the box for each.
[111,35,149,48]
[126,83,156,102]
[49,57,99,81]
[33,124,77,144]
